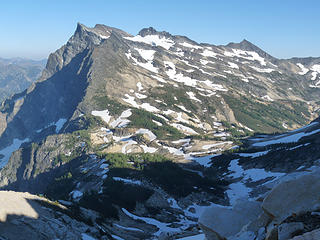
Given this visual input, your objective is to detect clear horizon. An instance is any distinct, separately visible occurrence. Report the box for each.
[1,0,320,60]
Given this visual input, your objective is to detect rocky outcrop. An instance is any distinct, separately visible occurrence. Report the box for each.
[262,170,320,223]
[0,190,98,240]
[290,228,320,240]
[199,199,262,239]
[199,168,320,240]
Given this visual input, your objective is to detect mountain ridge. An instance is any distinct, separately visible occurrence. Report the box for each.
[0,23,320,239]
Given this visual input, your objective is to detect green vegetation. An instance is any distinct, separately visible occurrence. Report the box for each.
[74,114,105,133]
[79,179,154,220]
[220,121,253,141]
[45,171,76,200]
[223,94,309,133]
[101,152,169,169]
[151,86,198,113]
[128,109,184,140]
[75,152,227,219]
[142,161,222,197]
[98,153,226,198]
[79,191,120,220]
[92,95,126,115]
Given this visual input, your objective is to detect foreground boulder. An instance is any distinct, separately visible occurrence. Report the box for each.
[262,171,320,223]
[199,168,320,240]
[199,199,262,239]
[290,228,320,240]
[0,191,97,240]
[0,191,41,222]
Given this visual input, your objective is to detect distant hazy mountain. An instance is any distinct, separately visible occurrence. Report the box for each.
[0,57,46,102]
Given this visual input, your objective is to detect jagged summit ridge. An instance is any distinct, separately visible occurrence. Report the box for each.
[75,22,130,40]
[137,26,172,39]
[0,22,320,239]
[1,22,320,151]
[75,22,111,39]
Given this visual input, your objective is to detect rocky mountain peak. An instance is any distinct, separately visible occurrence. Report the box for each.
[138,27,158,36]
[226,38,274,60]
[227,38,256,50]
[1,22,320,239]
[138,26,172,39]
[74,22,111,41]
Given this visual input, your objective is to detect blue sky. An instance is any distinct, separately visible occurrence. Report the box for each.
[1,0,319,60]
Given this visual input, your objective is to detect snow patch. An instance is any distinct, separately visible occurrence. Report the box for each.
[137,82,143,91]
[250,66,274,73]
[152,119,163,126]
[122,94,139,108]
[82,233,96,240]
[227,159,284,205]
[152,75,167,83]
[55,119,67,133]
[124,35,174,50]
[114,223,144,233]
[202,142,232,150]
[164,61,198,87]
[311,72,318,80]
[110,109,132,128]
[121,139,137,153]
[113,177,142,185]
[136,128,157,141]
[92,109,111,123]
[252,127,320,147]
[261,95,274,102]
[70,190,83,199]
[200,59,209,65]
[190,155,214,167]
[186,92,201,102]
[140,103,159,112]
[178,234,205,240]
[180,42,203,49]
[122,208,181,237]
[135,93,147,99]
[201,80,228,91]
[228,62,239,69]
[134,48,155,62]
[111,235,125,240]
[171,123,198,135]
[140,145,158,153]
[0,138,30,168]
[122,95,159,112]
[310,64,320,80]
[176,105,191,113]
[201,49,217,58]
[125,49,158,73]
[237,150,270,158]
[296,63,309,75]
[224,49,266,66]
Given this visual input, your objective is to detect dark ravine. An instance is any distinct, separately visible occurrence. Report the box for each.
[0,23,320,239]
